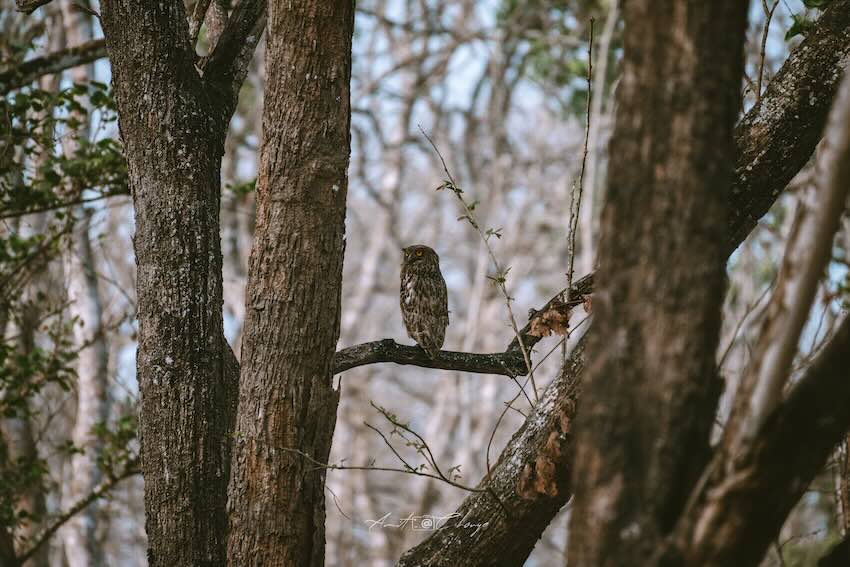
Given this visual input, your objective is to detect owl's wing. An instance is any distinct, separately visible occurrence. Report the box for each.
[438,272,450,327]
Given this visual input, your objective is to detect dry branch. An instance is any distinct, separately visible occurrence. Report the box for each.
[333,339,527,377]
[662,315,850,566]
[14,0,51,14]
[0,39,106,95]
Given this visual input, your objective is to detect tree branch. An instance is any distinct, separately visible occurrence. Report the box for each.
[397,340,585,567]
[736,59,850,447]
[0,39,106,95]
[661,315,850,566]
[14,0,52,14]
[728,0,850,250]
[333,339,528,377]
[16,459,140,565]
[333,272,593,378]
[202,0,266,110]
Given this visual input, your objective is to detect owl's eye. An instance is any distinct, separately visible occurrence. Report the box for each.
[416,250,423,257]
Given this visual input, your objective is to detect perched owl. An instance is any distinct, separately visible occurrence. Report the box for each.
[400,245,449,358]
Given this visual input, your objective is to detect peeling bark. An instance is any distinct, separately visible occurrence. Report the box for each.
[396,341,584,567]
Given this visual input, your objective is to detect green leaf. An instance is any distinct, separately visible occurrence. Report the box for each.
[785,14,814,40]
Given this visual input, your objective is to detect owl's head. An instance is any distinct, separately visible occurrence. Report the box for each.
[402,244,440,268]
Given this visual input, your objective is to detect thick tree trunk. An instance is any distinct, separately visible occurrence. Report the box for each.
[567,3,747,565]
[98,2,244,564]
[225,3,354,566]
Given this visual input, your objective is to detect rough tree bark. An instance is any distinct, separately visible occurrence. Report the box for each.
[396,340,586,567]
[567,3,748,566]
[225,2,354,566]
[97,1,262,564]
[398,4,850,563]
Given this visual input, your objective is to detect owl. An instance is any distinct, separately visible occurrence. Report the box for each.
[400,245,449,358]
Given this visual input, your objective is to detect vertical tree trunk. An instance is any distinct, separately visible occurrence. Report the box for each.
[99,2,239,564]
[63,209,109,567]
[226,2,354,565]
[567,3,747,567]
[59,3,109,564]
[3,301,49,567]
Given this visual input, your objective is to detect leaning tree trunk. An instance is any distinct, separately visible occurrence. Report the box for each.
[567,3,748,567]
[225,2,354,566]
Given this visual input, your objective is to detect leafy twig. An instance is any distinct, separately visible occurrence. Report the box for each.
[420,126,538,401]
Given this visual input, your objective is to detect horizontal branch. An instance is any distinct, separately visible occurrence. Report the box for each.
[0,39,106,95]
[15,0,51,14]
[333,339,527,377]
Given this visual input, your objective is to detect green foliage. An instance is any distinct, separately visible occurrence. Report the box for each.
[0,73,136,540]
[785,1,832,41]
[496,0,618,118]
[1,81,127,220]
[0,315,77,420]
[227,178,256,196]
[93,413,138,478]
[785,13,815,40]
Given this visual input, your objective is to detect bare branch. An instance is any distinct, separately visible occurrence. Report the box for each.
[332,339,527,377]
[566,18,594,306]
[0,39,106,95]
[16,459,140,564]
[755,0,779,104]
[15,0,52,14]
[732,56,850,451]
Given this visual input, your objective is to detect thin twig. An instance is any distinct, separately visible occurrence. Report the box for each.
[281,446,487,493]
[566,18,594,309]
[17,459,139,563]
[756,0,780,105]
[420,126,538,401]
